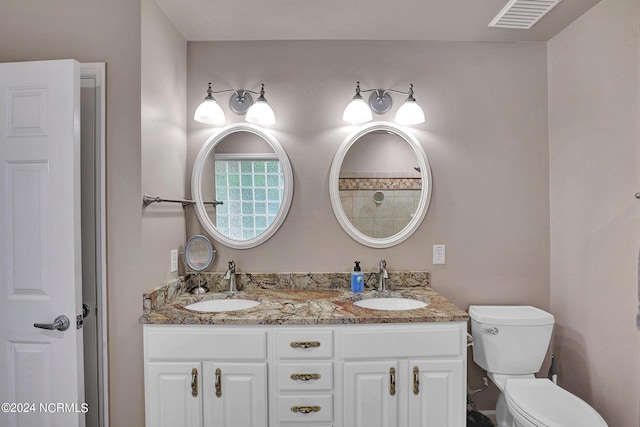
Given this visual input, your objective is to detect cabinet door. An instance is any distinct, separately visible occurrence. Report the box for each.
[408,359,465,427]
[344,361,399,427]
[203,362,267,427]
[145,362,202,427]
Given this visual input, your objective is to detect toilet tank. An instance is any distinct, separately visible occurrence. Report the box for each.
[469,306,554,375]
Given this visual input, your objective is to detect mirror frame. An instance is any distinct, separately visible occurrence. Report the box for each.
[192,123,294,249]
[329,121,432,248]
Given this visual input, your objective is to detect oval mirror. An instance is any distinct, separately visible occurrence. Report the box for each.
[329,122,432,248]
[192,123,294,249]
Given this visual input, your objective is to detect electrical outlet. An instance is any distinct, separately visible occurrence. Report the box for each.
[170,249,178,272]
[433,244,446,265]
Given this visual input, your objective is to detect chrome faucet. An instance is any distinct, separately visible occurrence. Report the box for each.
[378,259,389,292]
[224,260,237,292]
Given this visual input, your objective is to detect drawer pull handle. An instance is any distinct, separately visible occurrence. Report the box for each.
[291,405,321,414]
[191,368,198,397]
[290,373,321,381]
[215,368,222,398]
[389,367,396,396]
[290,341,321,349]
[413,366,420,395]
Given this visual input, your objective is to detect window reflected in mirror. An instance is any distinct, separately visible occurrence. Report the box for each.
[200,131,284,241]
[214,158,284,240]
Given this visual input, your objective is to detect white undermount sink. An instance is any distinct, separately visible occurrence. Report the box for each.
[354,297,428,311]
[184,299,260,313]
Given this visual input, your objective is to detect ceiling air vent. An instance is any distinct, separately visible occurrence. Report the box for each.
[489,0,562,29]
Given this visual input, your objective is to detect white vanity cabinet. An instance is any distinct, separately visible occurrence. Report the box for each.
[144,326,268,427]
[143,322,466,427]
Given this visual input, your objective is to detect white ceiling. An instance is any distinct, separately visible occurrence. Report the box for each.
[155,0,601,42]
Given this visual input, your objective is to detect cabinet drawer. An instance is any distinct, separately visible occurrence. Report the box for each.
[341,325,463,359]
[276,330,333,359]
[277,394,333,423]
[145,327,266,360]
[277,363,333,392]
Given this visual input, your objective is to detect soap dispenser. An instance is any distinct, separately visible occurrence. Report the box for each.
[351,261,364,293]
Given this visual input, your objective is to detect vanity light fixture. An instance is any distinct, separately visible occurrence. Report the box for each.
[194,82,276,125]
[343,82,426,125]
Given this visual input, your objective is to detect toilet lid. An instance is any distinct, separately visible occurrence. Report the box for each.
[505,379,607,427]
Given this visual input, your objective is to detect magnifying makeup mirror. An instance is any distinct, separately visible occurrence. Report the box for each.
[183,235,215,294]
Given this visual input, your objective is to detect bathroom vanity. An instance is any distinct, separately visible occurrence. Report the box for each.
[140,273,469,427]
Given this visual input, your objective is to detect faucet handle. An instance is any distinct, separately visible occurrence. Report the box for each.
[228,260,235,271]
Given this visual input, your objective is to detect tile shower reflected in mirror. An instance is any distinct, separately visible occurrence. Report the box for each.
[338,131,422,238]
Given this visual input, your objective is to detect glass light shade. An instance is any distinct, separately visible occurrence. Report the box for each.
[245,100,275,125]
[194,99,226,124]
[394,100,425,125]
[343,98,372,123]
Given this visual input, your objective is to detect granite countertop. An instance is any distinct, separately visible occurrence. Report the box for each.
[139,272,469,326]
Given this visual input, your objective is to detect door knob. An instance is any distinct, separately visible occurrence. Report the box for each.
[34,315,70,331]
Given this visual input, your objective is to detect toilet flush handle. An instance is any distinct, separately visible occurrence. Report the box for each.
[481,327,499,335]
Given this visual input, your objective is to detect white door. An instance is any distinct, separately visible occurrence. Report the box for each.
[344,361,400,427]
[203,362,267,427]
[0,59,85,427]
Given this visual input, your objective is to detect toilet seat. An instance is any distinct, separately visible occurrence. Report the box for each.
[505,379,607,427]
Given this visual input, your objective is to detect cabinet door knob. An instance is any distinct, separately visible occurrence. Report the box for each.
[389,367,396,396]
[215,368,222,398]
[191,368,198,397]
[413,366,420,395]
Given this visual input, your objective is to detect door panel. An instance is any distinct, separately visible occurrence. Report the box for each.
[0,59,84,427]
[203,362,267,427]
[408,359,465,427]
[146,362,201,427]
[344,361,399,427]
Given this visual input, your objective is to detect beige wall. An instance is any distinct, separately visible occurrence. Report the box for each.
[0,1,146,426]
[548,0,640,425]
[141,0,187,286]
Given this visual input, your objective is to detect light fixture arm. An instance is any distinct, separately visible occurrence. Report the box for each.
[360,85,415,97]
[201,81,265,99]
[209,87,260,97]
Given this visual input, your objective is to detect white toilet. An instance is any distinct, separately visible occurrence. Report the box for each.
[469,305,607,427]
